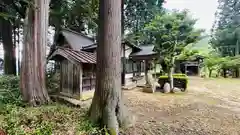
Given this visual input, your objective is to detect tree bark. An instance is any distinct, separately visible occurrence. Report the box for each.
[1,19,17,75]
[168,56,175,93]
[89,0,132,134]
[20,0,50,106]
[223,68,227,78]
[234,68,239,78]
[121,0,126,86]
[209,69,212,78]
[0,0,16,75]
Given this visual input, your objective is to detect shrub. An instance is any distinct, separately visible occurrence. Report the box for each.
[46,71,60,94]
[0,75,22,105]
[158,74,188,90]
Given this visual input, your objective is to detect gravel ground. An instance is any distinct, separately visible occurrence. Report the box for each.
[122,77,240,135]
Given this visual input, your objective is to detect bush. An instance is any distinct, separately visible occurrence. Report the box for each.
[158,74,188,90]
[0,75,22,105]
[46,71,60,94]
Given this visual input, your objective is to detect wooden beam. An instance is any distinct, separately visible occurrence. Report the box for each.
[145,60,149,85]
[60,62,63,93]
[79,63,83,98]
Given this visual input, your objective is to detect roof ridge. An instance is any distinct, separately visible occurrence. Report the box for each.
[61,28,95,41]
[58,47,95,55]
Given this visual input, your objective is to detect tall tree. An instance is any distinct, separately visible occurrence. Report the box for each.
[0,0,18,75]
[124,0,164,33]
[146,10,203,92]
[211,0,240,56]
[89,0,131,134]
[211,0,240,77]
[20,0,50,105]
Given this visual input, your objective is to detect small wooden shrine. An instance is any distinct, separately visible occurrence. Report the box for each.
[177,55,205,76]
[48,47,96,99]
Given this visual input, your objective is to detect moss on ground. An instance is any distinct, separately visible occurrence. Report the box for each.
[0,103,101,135]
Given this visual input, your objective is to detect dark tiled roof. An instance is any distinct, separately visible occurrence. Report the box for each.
[48,47,96,64]
[81,40,141,51]
[60,28,95,51]
[122,40,141,50]
[82,44,97,51]
[130,45,157,57]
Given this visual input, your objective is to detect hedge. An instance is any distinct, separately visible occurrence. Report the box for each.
[158,74,188,90]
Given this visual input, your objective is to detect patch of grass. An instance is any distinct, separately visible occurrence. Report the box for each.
[0,103,101,135]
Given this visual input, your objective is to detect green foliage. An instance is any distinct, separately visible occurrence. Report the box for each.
[177,49,201,61]
[159,73,188,79]
[221,55,240,69]
[204,56,224,71]
[158,74,188,89]
[124,0,164,33]
[187,35,214,55]
[49,0,99,35]
[0,76,22,105]
[46,71,60,94]
[211,0,240,56]
[145,10,203,68]
[0,103,101,135]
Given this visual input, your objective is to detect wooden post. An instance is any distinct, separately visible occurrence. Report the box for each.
[132,61,135,77]
[122,44,126,86]
[154,60,157,81]
[90,75,92,90]
[198,65,200,76]
[59,63,62,93]
[139,61,142,76]
[145,60,149,85]
[184,64,187,75]
[79,64,83,98]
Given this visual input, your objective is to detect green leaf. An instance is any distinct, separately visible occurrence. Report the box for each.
[0,12,15,20]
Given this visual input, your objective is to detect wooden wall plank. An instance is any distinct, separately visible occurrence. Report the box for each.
[79,63,83,98]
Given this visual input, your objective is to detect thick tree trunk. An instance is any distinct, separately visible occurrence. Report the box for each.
[209,69,212,78]
[121,0,126,86]
[1,20,16,75]
[223,68,227,78]
[121,0,125,35]
[17,22,21,75]
[20,0,50,106]
[235,68,239,78]
[89,0,132,134]
[0,0,17,75]
[168,57,175,93]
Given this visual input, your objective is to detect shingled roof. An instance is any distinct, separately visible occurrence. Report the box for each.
[81,40,141,52]
[59,28,95,51]
[48,47,96,64]
[129,45,157,60]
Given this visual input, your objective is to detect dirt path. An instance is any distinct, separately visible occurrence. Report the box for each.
[123,77,240,135]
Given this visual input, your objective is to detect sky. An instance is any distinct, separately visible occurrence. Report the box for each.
[164,0,218,33]
[0,0,219,69]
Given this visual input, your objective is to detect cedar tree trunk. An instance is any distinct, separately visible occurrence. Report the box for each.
[1,20,16,75]
[0,1,17,75]
[121,0,126,86]
[20,0,50,106]
[89,0,132,134]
